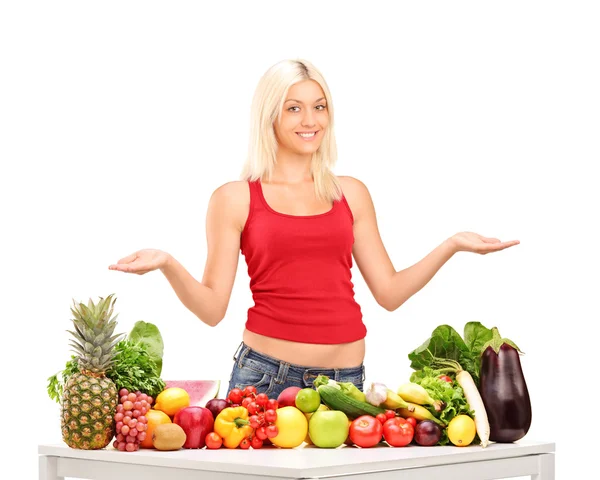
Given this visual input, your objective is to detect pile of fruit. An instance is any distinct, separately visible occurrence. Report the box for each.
[125,377,479,451]
[50,295,531,452]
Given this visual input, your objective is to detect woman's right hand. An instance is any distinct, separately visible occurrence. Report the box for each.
[108,249,171,275]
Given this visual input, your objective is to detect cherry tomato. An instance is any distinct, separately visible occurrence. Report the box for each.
[239,437,251,449]
[266,398,279,411]
[385,410,396,419]
[383,417,414,447]
[265,424,279,438]
[249,415,262,429]
[227,388,244,405]
[243,386,258,397]
[242,397,253,409]
[255,393,269,408]
[205,432,222,449]
[438,375,453,383]
[405,417,417,428]
[264,409,277,424]
[250,436,263,449]
[376,413,387,425]
[349,415,383,448]
[255,426,268,440]
[247,401,259,415]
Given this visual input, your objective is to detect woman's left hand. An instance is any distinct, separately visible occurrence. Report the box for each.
[449,232,520,255]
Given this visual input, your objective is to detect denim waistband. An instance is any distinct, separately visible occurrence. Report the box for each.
[232,341,366,386]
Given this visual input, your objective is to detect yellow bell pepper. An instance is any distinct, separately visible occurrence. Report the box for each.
[213,406,253,449]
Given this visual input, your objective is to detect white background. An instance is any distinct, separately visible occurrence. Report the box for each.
[2,1,598,479]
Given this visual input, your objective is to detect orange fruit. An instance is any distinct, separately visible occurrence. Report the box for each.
[141,409,172,448]
[154,387,190,417]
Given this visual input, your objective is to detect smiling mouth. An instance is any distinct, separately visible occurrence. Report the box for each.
[296,130,319,139]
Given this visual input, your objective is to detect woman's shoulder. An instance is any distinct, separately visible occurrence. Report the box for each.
[337,176,373,220]
[208,181,251,232]
[210,180,251,201]
[337,175,371,201]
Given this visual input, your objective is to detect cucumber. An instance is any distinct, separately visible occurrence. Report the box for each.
[317,385,386,419]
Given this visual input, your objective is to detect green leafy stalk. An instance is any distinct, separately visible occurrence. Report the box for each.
[410,366,475,445]
[46,357,79,402]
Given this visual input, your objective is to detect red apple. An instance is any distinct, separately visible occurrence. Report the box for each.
[277,386,303,408]
[173,406,214,449]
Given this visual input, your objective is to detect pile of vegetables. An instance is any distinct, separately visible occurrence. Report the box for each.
[406,321,532,447]
[47,320,166,401]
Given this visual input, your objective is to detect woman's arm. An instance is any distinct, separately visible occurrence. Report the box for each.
[110,181,248,326]
[162,181,247,326]
[339,176,519,312]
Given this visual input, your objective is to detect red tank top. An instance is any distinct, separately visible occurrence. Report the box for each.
[240,180,367,344]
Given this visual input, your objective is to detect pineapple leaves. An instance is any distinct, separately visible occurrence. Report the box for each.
[48,296,166,403]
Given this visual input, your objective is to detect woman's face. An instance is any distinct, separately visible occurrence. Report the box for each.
[274,79,329,155]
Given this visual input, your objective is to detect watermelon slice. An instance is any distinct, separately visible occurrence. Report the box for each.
[164,380,221,407]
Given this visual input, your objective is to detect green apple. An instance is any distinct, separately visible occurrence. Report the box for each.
[308,410,349,448]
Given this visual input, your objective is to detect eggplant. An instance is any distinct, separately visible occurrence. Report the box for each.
[479,329,532,443]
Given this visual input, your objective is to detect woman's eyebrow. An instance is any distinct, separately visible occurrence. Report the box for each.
[285,97,326,104]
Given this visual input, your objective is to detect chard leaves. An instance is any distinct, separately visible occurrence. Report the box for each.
[408,322,493,386]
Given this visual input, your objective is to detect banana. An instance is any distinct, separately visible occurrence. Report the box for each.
[382,389,410,410]
[398,402,445,427]
[397,383,445,412]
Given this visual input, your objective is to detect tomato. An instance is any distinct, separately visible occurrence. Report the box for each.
[438,375,453,383]
[383,417,414,447]
[247,401,259,415]
[385,410,396,419]
[242,397,253,409]
[255,393,269,408]
[349,415,383,448]
[405,417,417,428]
[243,386,257,397]
[227,388,244,405]
[255,426,268,440]
[250,435,263,449]
[239,437,251,449]
[249,415,261,429]
[376,413,387,425]
[265,409,277,424]
[265,424,279,438]
[266,398,279,411]
[205,432,223,449]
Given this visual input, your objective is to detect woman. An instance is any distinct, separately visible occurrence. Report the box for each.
[109,58,519,399]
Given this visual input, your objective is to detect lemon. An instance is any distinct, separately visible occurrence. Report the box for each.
[271,406,308,448]
[447,415,476,447]
[154,387,190,417]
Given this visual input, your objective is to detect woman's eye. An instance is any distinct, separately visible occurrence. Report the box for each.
[288,105,327,112]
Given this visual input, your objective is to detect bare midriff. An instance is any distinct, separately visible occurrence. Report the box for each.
[242,328,365,368]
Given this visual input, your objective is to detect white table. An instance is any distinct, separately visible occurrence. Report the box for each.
[39,440,555,480]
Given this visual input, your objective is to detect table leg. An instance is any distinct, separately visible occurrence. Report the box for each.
[39,456,64,480]
[532,453,555,480]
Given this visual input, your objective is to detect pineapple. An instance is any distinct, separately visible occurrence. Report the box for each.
[61,294,123,449]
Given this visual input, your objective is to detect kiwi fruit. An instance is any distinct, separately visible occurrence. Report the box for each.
[152,423,187,451]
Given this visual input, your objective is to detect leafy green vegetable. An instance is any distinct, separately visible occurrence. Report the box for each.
[47,322,167,403]
[107,340,165,398]
[464,321,494,373]
[410,367,474,445]
[47,357,79,402]
[128,320,164,375]
[408,322,493,386]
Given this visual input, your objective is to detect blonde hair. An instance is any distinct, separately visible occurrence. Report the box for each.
[240,59,343,203]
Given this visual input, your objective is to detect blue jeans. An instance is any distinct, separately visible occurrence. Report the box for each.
[227,341,366,399]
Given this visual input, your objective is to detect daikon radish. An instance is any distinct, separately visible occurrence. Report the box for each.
[432,359,490,448]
